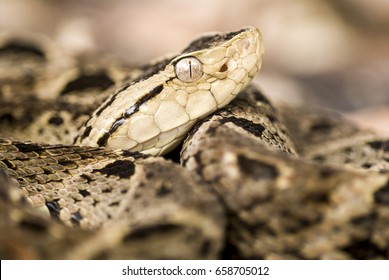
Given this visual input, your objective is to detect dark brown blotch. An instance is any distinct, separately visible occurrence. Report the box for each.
[309,120,333,132]
[123,224,183,242]
[0,41,45,59]
[71,211,83,226]
[60,73,114,95]
[79,189,90,197]
[19,218,48,233]
[48,115,64,126]
[342,239,387,259]
[96,132,110,147]
[96,160,136,179]
[237,154,278,180]
[80,125,92,139]
[219,117,265,138]
[368,140,389,152]
[156,184,172,197]
[373,180,389,205]
[319,167,338,178]
[14,142,43,153]
[46,200,61,219]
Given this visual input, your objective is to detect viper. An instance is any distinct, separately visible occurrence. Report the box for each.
[0,27,388,260]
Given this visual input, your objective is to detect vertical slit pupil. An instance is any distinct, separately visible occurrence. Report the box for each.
[189,60,192,78]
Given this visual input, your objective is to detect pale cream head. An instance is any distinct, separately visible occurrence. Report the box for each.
[76,27,264,156]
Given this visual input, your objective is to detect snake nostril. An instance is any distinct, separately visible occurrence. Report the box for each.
[219,64,228,72]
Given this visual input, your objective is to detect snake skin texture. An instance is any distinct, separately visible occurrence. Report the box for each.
[1,28,389,260]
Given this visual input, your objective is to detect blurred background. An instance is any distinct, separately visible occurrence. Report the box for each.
[0,0,388,135]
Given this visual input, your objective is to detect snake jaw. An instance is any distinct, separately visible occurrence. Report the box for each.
[76,27,264,156]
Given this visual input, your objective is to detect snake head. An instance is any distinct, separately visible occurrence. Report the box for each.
[172,26,264,109]
[76,27,264,156]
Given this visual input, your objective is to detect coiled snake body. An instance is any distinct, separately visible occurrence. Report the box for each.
[0,27,388,260]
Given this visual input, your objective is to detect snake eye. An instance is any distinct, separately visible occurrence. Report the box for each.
[175,57,202,82]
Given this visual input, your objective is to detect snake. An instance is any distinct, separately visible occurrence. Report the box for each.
[0,27,389,260]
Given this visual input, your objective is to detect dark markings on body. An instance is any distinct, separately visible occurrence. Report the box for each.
[0,41,46,59]
[60,73,114,95]
[96,160,135,179]
[237,154,278,180]
[368,140,389,152]
[342,240,387,259]
[96,84,164,146]
[14,142,44,153]
[19,218,48,233]
[123,224,182,241]
[93,57,174,118]
[374,180,389,205]
[48,116,64,126]
[80,125,92,140]
[219,116,265,137]
[46,200,61,219]
[156,184,172,197]
[71,211,83,226]
[79,189,90,197]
